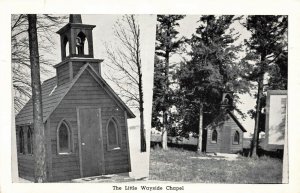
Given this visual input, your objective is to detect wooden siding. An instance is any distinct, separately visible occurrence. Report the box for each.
[18,154,34,180]
[15,63,134,126]
[49,69,130,181]
[16,126,35,180]
[72,61,100,77]
[206,115,244,154]
[206,124,222,153]
[16,123,53,181]
[57,63,70,86]
[227,120,244,153]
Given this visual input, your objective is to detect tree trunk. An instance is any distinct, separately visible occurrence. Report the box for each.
[134,22,146,152]
[251,52,266,158]
[162,110,168,149]
[139,104,146,152]
[162,55,170,149]
[251,72,264,158]
[197,103,203,153]
[161,22,171,150]
[137,48,146,152]
[28,14,47,182]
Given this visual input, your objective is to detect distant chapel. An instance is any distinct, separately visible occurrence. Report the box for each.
[205,92,246,153]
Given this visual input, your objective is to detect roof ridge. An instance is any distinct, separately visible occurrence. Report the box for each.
[16,63,135,125]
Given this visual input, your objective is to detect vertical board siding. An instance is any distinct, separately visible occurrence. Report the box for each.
[49,69,130,181]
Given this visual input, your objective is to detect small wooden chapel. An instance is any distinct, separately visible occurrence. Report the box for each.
[205,92,247,154]
[15,15,135,182]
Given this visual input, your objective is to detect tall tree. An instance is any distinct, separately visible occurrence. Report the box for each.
[151,56,165,131]
[105,15,146,152]
[27,14,47,182]
[153,14,185,149]
[12,14,67,113]
[177,15,249,153]
[241,15,288,157]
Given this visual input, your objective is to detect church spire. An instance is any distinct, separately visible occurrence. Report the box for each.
[69,14,82,23]
[57,14,95,60]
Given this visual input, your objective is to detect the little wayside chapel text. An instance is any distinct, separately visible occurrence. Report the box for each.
[112,185,184,191]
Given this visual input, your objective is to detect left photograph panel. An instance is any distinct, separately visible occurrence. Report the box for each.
[11,14,155,183]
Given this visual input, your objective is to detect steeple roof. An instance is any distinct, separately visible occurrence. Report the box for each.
[69,14,82,23]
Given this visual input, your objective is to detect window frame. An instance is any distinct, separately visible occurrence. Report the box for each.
[56,119,73,155]
[19,127,25,154]
[233,131,240,145]
[106,117,121,151]
[27,126,33,155]
[211,129,218,144]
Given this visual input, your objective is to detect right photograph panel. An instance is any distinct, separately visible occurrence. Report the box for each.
[150,15,288,183]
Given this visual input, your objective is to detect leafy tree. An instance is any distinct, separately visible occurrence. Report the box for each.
[105,15,146,152]
[12,14,67,112]
[177,15,250,153]
[153,14,185,149]
[241,15,288,157]
[27,14,47,182]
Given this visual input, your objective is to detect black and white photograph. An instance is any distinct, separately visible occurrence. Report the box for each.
[150,15,288,183]
[11,14,155,183]
[1,1,300,193]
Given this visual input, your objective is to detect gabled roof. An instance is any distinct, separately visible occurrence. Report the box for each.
[15,63,135,125]
[205,109,247,132]
[227,110,247,132]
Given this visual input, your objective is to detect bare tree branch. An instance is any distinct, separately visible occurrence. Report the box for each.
[12,14,67,113]
[105,15,146,152]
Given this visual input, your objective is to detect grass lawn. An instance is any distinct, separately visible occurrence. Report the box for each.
[149,147,283,183]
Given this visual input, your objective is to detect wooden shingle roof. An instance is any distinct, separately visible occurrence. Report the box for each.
[15,63,135,125]
[15,77,68,125]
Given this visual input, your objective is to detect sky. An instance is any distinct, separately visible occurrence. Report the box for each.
[19,14,256,137]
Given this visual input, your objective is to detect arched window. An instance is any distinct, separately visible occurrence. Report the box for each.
[84,39,89,55]
[211,129,218,143]
[233,131,240,144]
[57,120,72,154]
[19,128,25,154]
[76,32,86,55]
[106,118,121,150]
[27,127,33,154]
[63,37,70,57]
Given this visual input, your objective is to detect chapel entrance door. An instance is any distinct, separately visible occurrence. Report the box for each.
[78,107,105,177]
[220,126,231,153]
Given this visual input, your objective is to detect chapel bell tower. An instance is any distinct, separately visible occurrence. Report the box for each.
[54,14,103,86]
[57,14,95,60]
[220,91,234,111]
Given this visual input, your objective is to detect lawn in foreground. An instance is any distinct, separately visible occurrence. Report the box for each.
[149,147,283,183]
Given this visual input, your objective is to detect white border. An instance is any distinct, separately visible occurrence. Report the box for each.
[1,1,300,193]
